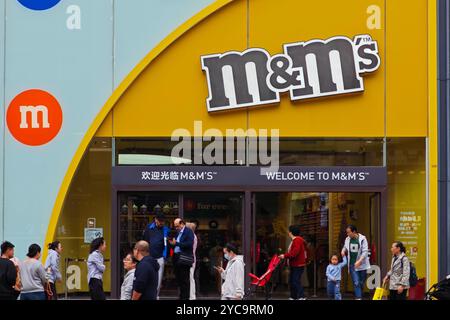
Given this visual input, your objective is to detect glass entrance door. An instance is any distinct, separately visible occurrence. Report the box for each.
[117,191,243,299]
[252,192,381,299]
[118,192,180,297]
[183,192,243,298]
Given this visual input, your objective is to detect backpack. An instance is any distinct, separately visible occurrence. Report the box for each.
[401,257,418,287]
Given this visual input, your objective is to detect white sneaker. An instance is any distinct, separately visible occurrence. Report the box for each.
[298,297,307,300]
[289,297,295,300]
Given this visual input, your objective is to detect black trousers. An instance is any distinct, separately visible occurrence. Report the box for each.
[89,278,106,301]
[389,289,408,300]
[174,255,191,300]
[46,282,58,300]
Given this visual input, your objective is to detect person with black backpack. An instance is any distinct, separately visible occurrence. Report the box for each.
[383,241,412,300]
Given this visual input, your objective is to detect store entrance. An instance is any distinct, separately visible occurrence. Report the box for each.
[117,191,243,299]
[251,192,381,299]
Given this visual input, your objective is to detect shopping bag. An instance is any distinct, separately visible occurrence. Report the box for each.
[373,284,388,300]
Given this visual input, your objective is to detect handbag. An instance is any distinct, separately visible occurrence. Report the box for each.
[177,252,194,267]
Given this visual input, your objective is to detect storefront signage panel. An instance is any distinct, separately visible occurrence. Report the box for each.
[113,166,387,187]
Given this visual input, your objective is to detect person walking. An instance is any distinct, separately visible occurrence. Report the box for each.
[278,225,307,300]
[87,237,106,300]
[131,241,159,300]
[142,212,170,299]
[383,241,411,300]
[215,243,245,300]
[19,244,47,300]
[341,225,371,300]
[0,241,18,300]
[186,222,198,300]
[169,218,194,300]
[120,252,137,300]
[44,241,63,300]
[326,254,347,300]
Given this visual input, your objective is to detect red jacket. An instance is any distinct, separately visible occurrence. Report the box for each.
[284,236,306,267]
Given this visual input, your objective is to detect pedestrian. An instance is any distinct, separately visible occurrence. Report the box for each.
[131,241,159,300]
[142,212,170,299]
[214,242,245,300]
[120,252,137,300]
[44,241,63,300]
[341,225,371,300]
[19,244,47,300]
[326,254,347,300]
[383,241,410,300]
[10,257,22,299]
[87,237,106,300]
[186,222,198,300]
[278,225,307,300]
[0,241,18,300]
[169,218,194,300]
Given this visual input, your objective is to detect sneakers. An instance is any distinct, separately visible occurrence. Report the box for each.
[289,297,307,300]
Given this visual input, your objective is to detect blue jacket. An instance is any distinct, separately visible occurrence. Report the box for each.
[143,222,170,259]
[173,226,194,256]
[326,256,347,282]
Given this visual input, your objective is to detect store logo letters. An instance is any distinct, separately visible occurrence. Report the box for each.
[201,34,380,112]
[7,89,63,146]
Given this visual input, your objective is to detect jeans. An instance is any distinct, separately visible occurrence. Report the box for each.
[289,266,305,299]
[20,292,46,300]
[349,265,367,299]
[156,257,165,299]
[327,281,342,300]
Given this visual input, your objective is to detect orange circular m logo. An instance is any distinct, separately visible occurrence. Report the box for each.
[7,89,63,146]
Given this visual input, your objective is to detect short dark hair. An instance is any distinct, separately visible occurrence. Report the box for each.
[224,242,239,255]
[90,237,105,254]
[393,241,406,253]
[155,213,166,221]
[346,225,358,233]
[288,225,301,236]
[1,241,14,255]
[27,244,41,258]
[48,241,61,251]
[330,253,339,261]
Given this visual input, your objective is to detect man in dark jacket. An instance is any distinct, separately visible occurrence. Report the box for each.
[132,241,159,300]
[0,241,18,300]
[169,218,194,300]
[142,213,170,298]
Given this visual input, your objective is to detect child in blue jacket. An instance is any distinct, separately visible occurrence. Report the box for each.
[326,254,348,300]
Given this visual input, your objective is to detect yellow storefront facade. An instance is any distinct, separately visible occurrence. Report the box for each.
[44,0,438,298]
